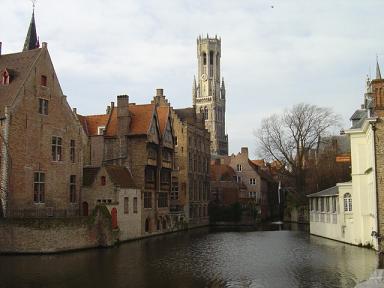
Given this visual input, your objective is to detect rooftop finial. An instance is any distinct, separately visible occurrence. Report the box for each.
[31,0,36,10]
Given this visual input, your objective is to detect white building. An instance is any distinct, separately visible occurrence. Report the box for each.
[308,95,379,250]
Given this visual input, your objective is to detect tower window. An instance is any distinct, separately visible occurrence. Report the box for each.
[202,52,207,65]
[210,51,214,65]
[204,107,208,120]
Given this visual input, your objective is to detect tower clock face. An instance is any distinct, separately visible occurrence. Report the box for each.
[201,74,207,81]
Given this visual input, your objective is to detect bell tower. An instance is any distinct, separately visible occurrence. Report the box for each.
[193,35,228,156]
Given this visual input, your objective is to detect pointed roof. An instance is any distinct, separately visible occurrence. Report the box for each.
[23,9,39,51]
[156,106,170,136]
[376,58,382,80]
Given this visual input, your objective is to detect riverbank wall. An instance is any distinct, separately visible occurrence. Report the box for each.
[0,206,117,254]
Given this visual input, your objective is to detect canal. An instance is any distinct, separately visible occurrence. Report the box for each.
[0,224,378,288]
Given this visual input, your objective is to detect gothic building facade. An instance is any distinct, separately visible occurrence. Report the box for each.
[193,35,228,156]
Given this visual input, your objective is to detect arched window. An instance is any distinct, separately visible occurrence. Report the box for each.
[202,52,207,65]
[111,208,118,229]
[204,107,208,120]
[344,193,352,212]
[145,218,150,232]
[156,218,160,230]
[2,70,9,85]
[209,51,214,65]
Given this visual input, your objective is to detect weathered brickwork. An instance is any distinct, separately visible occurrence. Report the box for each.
[0,44,84,217]
[0,206,115,253]
[172,107,211,227]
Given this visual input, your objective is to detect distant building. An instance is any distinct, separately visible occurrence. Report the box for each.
[0,11,84,217]
[222,147,278,220]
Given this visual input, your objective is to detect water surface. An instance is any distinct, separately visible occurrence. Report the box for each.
[0,224,378,288]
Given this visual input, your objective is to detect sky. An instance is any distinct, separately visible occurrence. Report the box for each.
[2,0,384,157]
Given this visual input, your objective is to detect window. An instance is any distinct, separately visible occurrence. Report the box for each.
[332,197,337,213]
[249,178,256,185]
[51,136,62,161]
[124,197,129,214]
[38,98,48,115]
[315,198,318,211]
[34,172,45,203]
[162,150,172,162]
[70,175,76,203]
[171,178,179,200]
[320,198,324,212]
[101,176,106,186]
[97,126,105,135]
[160,170,170,184]
[145,218,150,232]
[209,51,214,65]
[1,70,9,85]
[70,140,75,163]
[145,168,155,183]
[158,192,168,208]
[133,197,138,213]
[325,197,330,212]
[344,193,352,212]
[144,192,152,208]
[189,152,193,170]
[202,52,207,65]
[236,164,242,172]
[41,75,47,86]
[204,107,208,120]
[148,146,157,160]
[235,176,241,183]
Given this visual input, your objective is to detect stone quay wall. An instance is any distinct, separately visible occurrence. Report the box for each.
[0,206,116,254]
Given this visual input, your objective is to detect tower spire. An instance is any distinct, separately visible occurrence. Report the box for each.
[23,2,39,51]
[376,55,382,80]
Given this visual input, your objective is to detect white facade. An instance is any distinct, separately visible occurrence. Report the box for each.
[308,117,379,250]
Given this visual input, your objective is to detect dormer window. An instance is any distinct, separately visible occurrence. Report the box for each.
[1,69,9,85]
[41,75,47,87]
[97,126,105,135]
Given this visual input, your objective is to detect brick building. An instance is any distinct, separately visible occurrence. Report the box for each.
[78,92,175,235]
[0,11,84,217]
[223,147,278,220]
[152,89,210,227]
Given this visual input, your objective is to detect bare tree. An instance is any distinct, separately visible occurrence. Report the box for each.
[256,103,341,198]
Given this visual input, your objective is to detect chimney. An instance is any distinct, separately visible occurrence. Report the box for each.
[156,88,164,96]
[42,42,47,49]
[106,105,111,114]
[111,101,115,109]
[72,108,77,114]
[0,42,2,56]
[241,147,249,157]
[117,95,130,136]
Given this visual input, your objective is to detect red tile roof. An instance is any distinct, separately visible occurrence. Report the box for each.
[79,103,156,137]
[210,164,236,181]
[156,106,169,136]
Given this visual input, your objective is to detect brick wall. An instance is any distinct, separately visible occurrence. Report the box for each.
[0,206,115,253]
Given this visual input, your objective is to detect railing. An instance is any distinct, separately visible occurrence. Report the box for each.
[8,207,80,218]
